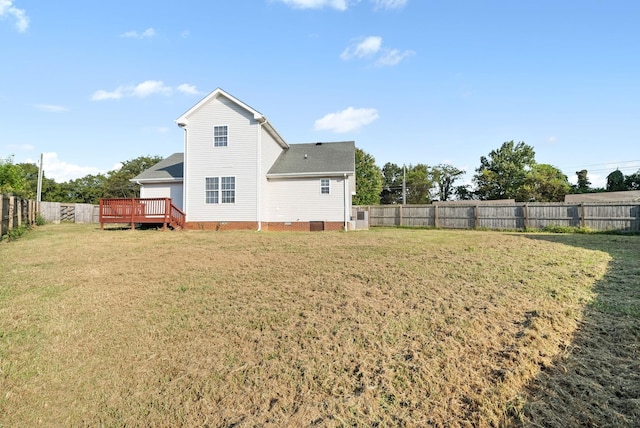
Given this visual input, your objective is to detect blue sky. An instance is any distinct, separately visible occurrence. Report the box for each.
[1,0,639,188]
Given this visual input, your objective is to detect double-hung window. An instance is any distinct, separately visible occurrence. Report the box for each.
[214,125,228,147]
[206,176,235,204]
[320,179,330,194]
[221,177,235,203]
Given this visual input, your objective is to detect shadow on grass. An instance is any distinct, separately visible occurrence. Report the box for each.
[511,234,640,427]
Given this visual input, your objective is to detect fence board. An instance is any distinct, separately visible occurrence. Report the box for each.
[358,202,640,232]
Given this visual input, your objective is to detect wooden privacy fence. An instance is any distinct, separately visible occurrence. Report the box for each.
[39,202,100,224]
[0,194,38,240]
[360,202,640,232]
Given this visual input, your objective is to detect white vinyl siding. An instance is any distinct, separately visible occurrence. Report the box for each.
[264,177,350,222]
[139,182,184,211]
[184,95,258,222]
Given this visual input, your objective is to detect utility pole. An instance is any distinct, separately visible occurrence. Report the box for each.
[37,153,43,202]
[402,164,406,205]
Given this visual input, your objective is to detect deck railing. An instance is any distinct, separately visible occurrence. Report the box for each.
[99,198,185,230]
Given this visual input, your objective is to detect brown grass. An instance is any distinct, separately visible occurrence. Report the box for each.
[0,224,636,426]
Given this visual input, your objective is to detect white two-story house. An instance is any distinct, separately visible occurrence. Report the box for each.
[132,88,356,231]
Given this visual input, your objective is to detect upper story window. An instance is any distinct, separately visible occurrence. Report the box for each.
[321,179,330,194]
[214,125,228,147]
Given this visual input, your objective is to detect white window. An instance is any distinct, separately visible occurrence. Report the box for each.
[205,176,235,204]
[321,179,330,194]
[221,177,235,203]
[214,125,228,147]
[205,177,219,204]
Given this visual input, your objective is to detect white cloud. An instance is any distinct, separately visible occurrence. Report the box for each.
[276,0,349,10]
[371,0,407,9]
[177,83,200,95]
[120,27,156,39]
[91,88,124,101]
[340,36,382,60]
[375,48,415,66]
[91,80,196,101]
[0,0,29,32]
[314,107,379,133]
[26,152,102,182]
[132,80,171,97]
[341,36,414,66]
[34,104,68,113]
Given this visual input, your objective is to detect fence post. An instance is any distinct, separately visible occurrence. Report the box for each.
[0,196,4,239]
[523,203,529,230]
[580,203,586,228]
[473,205,479,229]
[399,205,403,227]
[434,204,439,228]
[8,196,15,229]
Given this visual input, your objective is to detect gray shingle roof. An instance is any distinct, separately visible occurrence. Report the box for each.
[267,141,355,176]
[132,153,183,182]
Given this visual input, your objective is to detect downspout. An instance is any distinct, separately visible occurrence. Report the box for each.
[178,123,187,221]
[256,119,263,231]
[344,173,348,232]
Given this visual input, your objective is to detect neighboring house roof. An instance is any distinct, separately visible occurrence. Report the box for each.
[175,87,288,149]
[267,141,355,178]
[565,190,640,203]
[131,153,184,183]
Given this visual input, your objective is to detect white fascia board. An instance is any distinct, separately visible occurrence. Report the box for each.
[266,171,354,179]
[176,87,265,126]
[257,117,289,149]
[129,178,183,184]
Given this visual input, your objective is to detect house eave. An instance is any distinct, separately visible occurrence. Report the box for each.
[266,171,354,179]
[130,178,183,184]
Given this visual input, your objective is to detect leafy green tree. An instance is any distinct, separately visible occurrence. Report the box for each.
[380,162,403,204]
[624,169,640,190]
[431,164,465,201]
[353,148,383,205]
[0,156,27,196]
[606,169,626,192]
[473,141,536,201]
[573,169,591,193]
[64,174,108,204]
[405,163,434,204]
[455,184,475,200]
[104,155,164,198]
[523,164,570,202]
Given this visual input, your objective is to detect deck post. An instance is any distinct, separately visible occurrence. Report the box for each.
[99,199,104,230]
[164,198,169,230]
[130,198,135,230]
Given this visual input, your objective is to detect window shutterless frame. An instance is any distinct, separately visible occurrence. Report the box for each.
[321,178,330,194]
[205,176,235,204]
[213,125,228,147]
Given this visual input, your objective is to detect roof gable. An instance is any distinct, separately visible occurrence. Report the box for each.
[175,88,264,125]
[267,141,355,177]
[175,88,288,149]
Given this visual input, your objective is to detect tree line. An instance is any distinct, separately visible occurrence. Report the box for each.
[2,141,639,205]
[0,155,163,203]
[353,141,640,205]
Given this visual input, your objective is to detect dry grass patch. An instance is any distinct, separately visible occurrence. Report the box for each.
[0,224,626,426]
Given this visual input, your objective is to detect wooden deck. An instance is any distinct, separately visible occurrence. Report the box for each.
[99,198,185,230]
